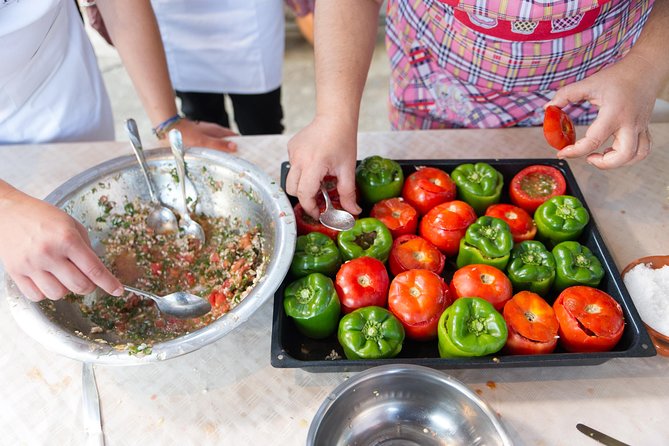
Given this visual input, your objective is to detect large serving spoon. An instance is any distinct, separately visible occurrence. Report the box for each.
[125,119,178,235]
[168,129,206,245]
[319,186,355,231]
[123,285,211,319]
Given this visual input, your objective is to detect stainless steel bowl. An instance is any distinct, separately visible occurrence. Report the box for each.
[308,364,513,446]
[5,147,295,365]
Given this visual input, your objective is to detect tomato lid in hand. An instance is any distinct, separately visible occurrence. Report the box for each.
[543,105,575,150]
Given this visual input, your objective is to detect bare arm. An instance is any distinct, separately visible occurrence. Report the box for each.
[550,0,669,168]
[95,0,237,151]
[286,0,382,218]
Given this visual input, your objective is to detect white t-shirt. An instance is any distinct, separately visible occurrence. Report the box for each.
[150,0,285,94]
[0,0,114,144]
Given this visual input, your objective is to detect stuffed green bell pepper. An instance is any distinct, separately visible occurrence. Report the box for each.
[451,162,504,215]
[437,297,508,358]
[337,217,393,262]
[506,240,556,296]
[338,306,405,360]
[290,232,342,278]
[456,216,514,270]
[283,273,341,339]
[355,155,404,204]
[534,195,589,247]
[552,241,604,292]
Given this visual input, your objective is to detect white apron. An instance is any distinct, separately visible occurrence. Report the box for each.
[150,0,284,94]
[0,0,114,144]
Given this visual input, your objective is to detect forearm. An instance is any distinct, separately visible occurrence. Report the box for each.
[314,0,382,128]
[623,0,669,94]
[96,0,177,126]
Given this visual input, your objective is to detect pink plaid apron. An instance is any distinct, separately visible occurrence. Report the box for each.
[386,0,654,130]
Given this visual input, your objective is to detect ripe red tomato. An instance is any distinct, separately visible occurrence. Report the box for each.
[335,256,390,313]
[419,200,477,257]
[388,234,445,276]
[370,197,418,238]
[503,291,559,355]
[509,165,567,214]
[485,203,537,243]
[294,200,350,240]
[449,264,512,311]
[388,269,452,341]
[401,167,457,215]
[543,105,575,150]
[553,286,625,353]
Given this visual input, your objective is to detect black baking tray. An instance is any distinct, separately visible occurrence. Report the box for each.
[271,159,655,372]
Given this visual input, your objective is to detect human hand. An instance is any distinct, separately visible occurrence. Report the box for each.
[170,119,238,152]
[286,116,361,219]
[0,189,123,302]
[548,55,657,169]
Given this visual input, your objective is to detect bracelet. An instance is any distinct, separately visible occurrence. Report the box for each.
[152,114,183,139]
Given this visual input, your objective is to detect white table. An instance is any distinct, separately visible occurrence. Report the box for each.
[2,124,669,445]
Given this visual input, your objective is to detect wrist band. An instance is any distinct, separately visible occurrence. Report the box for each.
[152,114,183,139]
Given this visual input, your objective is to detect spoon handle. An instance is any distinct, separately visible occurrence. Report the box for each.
[168,129,190,217]
[320,186,333,211]
[122,285,159,305]
[125,119,159,204]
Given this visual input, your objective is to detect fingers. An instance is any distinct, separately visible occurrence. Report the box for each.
[198,136,237,153]
[285,164,301,198]
[196,121,239,138]
[47,260,97,296]
[30,270,68,301]
[67,241,123,297]
[335,166,362,215]
[548,78,596,109]
[297,167,327,220]
[587,129,652,169]
[13,275,45,302]
[557,111,617,160]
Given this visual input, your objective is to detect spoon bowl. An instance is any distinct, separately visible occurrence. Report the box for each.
[168,129,206,244]
[126,119,179,235]
[123,285,211,319]
[319,186,355,231]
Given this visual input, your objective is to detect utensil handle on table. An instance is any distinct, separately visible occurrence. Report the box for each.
[126,118,159,204]
[576,423,630,446]
[82,362,105,446]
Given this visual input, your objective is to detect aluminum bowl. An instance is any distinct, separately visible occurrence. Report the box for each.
[308,364,513,446]
[5,147,295,365]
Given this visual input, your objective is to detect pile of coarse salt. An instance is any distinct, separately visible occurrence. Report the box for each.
[623,263,669,337]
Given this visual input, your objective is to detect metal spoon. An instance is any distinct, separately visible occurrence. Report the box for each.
[123,285,211,319]
[125,119,178,235]
[168,129,206,244]
[319,186,355,231]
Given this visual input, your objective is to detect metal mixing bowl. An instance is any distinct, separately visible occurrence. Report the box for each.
[308,364,513,446]
[5,147,295,365]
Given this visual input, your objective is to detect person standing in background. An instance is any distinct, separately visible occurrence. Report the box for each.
[0,0,237,302]
[150,0,286,135]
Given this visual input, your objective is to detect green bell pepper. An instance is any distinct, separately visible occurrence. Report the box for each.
[552,241,604,292]
[355,155,404,204]
[534,195,589,247]
[437,297,508,358]
[338,306,405,360]
[283,273,341,339]
[337,217,393,262]
[290,232,342,278]
[456,216,514,270]
[506,240,556,297]
[451,162,504,215]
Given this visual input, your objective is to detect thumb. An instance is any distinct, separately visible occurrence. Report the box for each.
[197,121,239,138]
[198,136,237,153]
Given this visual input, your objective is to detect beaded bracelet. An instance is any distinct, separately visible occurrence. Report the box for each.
[152,114,183,139]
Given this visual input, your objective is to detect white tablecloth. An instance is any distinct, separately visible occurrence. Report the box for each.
[2,125,669,445]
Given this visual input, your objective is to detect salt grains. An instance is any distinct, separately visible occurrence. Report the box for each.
[623,263,669,337]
